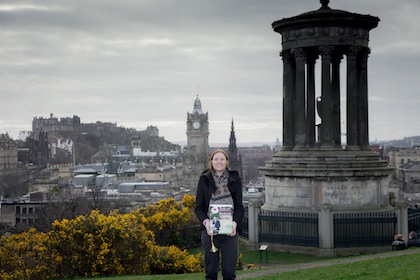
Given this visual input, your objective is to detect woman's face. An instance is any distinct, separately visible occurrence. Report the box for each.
[212,152,227,174]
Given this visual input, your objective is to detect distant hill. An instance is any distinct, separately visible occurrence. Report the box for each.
[374,136,420,148]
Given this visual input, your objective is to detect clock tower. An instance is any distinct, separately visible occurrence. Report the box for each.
[184,96,209,191]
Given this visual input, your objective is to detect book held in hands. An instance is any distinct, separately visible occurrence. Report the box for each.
[209,204,233,235]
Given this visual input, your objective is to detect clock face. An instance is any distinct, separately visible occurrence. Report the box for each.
[193,121,200,129]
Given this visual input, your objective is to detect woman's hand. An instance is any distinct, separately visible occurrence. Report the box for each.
[203,219,212,236]
[227,221,237,237]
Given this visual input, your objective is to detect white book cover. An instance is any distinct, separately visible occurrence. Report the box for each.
[209,204,233,235]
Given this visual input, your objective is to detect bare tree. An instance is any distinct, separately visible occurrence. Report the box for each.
[33,187,91,232]
[0,169,28,198]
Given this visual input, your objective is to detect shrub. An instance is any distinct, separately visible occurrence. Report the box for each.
[149,245,203,274]
[0,228,54,280]
[47,210,155,277]
[0,195,203,279]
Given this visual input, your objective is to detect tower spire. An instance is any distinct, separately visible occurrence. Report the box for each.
[228,118,240,172]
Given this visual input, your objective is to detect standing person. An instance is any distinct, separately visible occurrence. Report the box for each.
[195,149,244,280]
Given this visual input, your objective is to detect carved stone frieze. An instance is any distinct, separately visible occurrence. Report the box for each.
[281,26,371,50]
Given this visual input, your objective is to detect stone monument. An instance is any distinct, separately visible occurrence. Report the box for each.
[258,0,396,255]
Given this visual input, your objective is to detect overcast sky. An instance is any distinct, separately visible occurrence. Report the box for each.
[1,0,419,145]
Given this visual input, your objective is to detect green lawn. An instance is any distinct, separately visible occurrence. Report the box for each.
[72,247,420,280]
[251,251,420,280]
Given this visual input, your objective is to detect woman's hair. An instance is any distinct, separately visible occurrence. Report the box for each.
[409,231,417,240]
[209,149,229,172]
[394,233,404,241]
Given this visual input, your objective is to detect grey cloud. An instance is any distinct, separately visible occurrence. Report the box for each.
[0,0,419,144]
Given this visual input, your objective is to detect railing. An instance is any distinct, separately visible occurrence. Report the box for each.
[258,210,319,247]
[240,207,249,238]
[408,207,420,233]
[333,212,396,248]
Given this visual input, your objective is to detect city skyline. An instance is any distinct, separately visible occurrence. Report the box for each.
[1,0,419,144]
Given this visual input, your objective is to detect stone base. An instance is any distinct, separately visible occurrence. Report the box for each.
[259,149,393,211]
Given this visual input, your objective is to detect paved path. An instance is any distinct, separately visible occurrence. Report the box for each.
[235,249,420,279]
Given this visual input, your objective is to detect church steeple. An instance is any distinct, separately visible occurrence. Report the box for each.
[229,118,237,151]
[228,118,240,172]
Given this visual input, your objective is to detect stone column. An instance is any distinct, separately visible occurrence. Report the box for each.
[248,199,262,247]
[394,202,408,244]
[281,50,295,150]
[358,48,371,148]
[319,46,334,146]
[331,53,343,146]
[318,203,334,257]
[291,48,307,150]
[346,46,361,148]
[306,51,317,146]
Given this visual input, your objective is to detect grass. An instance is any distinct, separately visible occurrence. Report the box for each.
[251,251,420,279]
[72,246,420,280]
[188,244,323,266]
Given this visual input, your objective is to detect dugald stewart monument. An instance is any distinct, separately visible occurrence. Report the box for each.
[253,0,400,256]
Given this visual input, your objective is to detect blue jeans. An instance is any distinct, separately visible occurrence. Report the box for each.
[201,231,238,280]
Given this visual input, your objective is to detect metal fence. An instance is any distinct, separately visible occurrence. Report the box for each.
[408,207,420,233]
[333,212,396,248]
[240,208,401,248]
[258,210,319,247]
[240,206,249,238]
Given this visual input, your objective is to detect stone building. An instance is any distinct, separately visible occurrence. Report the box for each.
[238,145,272,183]
[0,134,18,170]
[398,161,420,193]
[32,113,81,140]
[388,148,420,169]
[1,201,43,227]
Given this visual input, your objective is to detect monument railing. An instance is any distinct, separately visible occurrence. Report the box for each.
[408,207,420,234]
[241,207,249,238]
[242,202,406,249]
[258,210,319,247]
[333,212,396,248]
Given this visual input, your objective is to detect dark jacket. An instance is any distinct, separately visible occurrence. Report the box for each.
[392,240,406,250]
[194,169,244,232]
[408,238,420,247]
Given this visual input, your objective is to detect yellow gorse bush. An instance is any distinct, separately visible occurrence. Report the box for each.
[0,194,203,279]
[48,209,156,277]
[182,193,196,209]
[150,245,203,274]
[138,195,197,231]
[0,228,53,280]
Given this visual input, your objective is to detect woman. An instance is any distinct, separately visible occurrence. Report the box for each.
[392,233,406,250]
[194,149,244,280]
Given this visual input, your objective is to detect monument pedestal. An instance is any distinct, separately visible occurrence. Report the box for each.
[260,149,393,212]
